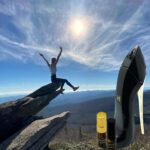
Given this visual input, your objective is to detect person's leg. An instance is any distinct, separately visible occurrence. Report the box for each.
[56,78,73,89]
[65,80,79,91]
[51,75,56,83]
[60,79,65,89]
[56,78,79,91]
[65,79,75,89]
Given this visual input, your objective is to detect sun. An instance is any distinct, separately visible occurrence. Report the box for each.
[71,19,84,36]
[69,17,89,38]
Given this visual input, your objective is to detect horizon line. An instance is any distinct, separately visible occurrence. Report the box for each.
[0,86,150,98]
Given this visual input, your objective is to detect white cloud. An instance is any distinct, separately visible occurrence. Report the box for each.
[0,0,150,71]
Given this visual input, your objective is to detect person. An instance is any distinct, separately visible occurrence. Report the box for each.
[39,47,79,93]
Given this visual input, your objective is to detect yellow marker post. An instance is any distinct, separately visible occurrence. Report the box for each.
[97,112,107,148]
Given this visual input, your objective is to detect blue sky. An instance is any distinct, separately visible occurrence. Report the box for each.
[0,0,150,96]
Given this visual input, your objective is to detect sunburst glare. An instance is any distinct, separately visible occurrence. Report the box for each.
[68,17,90,39]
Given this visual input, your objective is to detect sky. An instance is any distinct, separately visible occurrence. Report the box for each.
[0,0,150,96]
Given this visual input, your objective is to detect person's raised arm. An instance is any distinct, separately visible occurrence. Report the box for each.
[56,47,63,64]
[39,53,50,66]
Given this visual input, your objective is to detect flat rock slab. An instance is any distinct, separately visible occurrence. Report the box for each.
[0,111,70,150]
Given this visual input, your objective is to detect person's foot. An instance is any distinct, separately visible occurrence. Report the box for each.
[73,86,79,91]
[59,88,65,94]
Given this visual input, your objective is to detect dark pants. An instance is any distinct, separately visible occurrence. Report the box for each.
[51,74,74,89]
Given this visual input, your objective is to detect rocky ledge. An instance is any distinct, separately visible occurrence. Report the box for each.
[0,83,70,150]
[0,112,70,150]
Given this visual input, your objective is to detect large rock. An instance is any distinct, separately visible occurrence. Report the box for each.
[0,112,70,150]
[27,83,60,98]
[0,83,61,142]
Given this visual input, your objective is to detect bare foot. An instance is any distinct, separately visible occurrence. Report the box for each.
[73,86,79,91]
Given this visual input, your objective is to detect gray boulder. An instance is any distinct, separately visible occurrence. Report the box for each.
[0,111,70,150]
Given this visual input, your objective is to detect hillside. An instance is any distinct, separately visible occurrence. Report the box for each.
[39,90,150,125]
[39,90,150,150]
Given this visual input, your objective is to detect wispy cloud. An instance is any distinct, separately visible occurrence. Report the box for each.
[0,0,150,71]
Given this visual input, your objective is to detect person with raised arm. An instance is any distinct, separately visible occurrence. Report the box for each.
[39,47,79,93]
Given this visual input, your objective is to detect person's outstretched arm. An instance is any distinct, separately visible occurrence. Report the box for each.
[39,53,50,66]
[56,47,63,64]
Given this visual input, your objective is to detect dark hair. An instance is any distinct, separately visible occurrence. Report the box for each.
[51,57,56,64]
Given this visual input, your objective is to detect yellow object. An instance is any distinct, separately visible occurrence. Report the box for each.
[97,112,107,133]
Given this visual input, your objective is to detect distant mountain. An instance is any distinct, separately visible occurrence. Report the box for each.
[1,89,150,125]
[48,90,115,107]
[39,90,150,125]
[0,90,114,105]
[0,95,25,104]
[40,96,114,125]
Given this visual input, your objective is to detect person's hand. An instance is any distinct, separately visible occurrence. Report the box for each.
[59,47,63,52]
[39,53,44,57]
